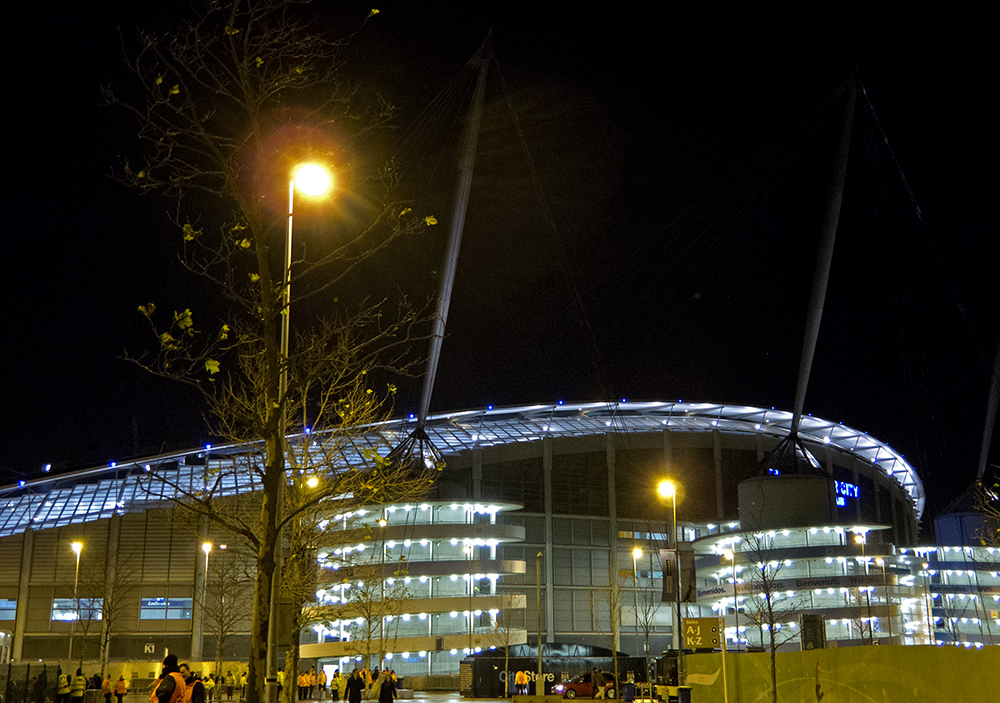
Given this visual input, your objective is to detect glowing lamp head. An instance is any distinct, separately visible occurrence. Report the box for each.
[293,163,333,197]
[202,542,213,555]
[71,542,83,555]
[632,547,643,559]
[657,480,677,499]
[306,476,319,488]
[723,549,734,561]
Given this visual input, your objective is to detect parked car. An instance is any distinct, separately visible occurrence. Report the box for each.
[553,672,617,699]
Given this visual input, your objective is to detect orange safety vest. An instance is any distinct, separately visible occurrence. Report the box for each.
[149,673,187,703]
[117,680,128,695]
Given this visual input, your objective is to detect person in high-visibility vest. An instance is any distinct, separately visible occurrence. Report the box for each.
[149,655,187,703]
[58,674,72,703]
[115,676,129,703]
[179,664,205,703]
[103,676,114,703]
[203,675,214,703]
[224,673,235,701]
[71,669,87,703]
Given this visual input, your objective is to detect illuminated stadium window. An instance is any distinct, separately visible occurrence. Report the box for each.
[0,599,16,619]
[51,598,103,621]
[140,597,193,620]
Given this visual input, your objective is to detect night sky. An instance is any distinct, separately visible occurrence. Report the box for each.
[4,2,996,527]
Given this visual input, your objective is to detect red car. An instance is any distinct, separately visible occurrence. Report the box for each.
[553,672,617,699]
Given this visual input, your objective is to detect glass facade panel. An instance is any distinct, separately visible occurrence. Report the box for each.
[139,597,192,620]
[51,598,103,621]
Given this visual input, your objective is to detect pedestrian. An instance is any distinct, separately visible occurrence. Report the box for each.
[180,664,205,703]
[374,672,394,703]
[345,672,363,703]
[35,666,49,703]
[329,671,340,702]
[276,670,283,701]
[70,669,87,703]
[103,675,113,703]
[149,654,186,703]
[203,675,214,703]
[239,673,247,702]
[224,672,235,701]
[58,674,71,703]
[592,670,605,700]
[115,676,128,703]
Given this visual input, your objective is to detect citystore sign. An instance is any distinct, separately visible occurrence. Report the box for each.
[697,572,888,600]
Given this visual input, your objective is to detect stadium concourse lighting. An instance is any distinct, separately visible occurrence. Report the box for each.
[68,541,83,665]
[656,479,684,687]
[269,161,335,703]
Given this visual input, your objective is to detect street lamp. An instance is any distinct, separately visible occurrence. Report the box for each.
[855,533,872,644]
[536,551,543,695]
[723,549,739,652]
[269,161,334,703]
[876,558,892,642]
[656,480,684,687]
[632,547,645,685]
[68,541,83,665]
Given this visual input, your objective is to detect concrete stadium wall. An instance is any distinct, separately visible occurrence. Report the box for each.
[684,645,1000,702]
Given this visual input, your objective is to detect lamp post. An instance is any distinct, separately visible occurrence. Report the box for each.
[202,541,212,609]
[855,534,872,644]
[536,551,543,695]
[632,546,645,689]
[67,541,83,665]
[268,162,334,703]
[723,549,739,652]
[876,558,892,642]
[656,480,683,687]
[922,562,934,645]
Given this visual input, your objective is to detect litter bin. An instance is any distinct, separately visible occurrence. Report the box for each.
[676,685,691,703]
[622,682,635,703]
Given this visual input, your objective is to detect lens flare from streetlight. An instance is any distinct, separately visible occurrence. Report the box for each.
[306,476,319,488]
[657,479,677,499]
[632,547,643,559]
[71,541,83,554]
[293,163,333,197]
[202,542,213,555]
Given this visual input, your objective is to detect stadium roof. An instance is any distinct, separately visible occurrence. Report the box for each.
[0,401,924,537]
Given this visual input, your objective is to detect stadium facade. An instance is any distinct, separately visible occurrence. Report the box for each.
[1,401,994,677]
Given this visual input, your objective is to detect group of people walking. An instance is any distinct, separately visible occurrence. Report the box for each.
[143,657,397,703]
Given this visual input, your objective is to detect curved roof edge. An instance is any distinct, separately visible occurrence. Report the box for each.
[0,401,924,537]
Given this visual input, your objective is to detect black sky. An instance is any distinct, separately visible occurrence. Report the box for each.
[4,2,997,526]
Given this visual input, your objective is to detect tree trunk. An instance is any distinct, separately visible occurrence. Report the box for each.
[248,463,280,703]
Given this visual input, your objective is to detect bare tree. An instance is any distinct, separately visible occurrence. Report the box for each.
[105,3,440,703]
[490,592,528,697]
[736,532,809,703]
[202,543,255,674]
[634,576,661,682]
[596,557,629,698]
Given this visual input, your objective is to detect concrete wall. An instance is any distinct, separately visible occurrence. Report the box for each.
[683,645,1000,702]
